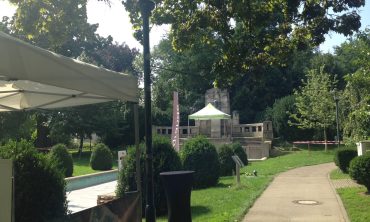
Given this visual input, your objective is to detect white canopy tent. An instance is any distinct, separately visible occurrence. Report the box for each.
[0,31,138,111]
[0,31,142,217]
[189,103,231,120]
[188,103,231,137]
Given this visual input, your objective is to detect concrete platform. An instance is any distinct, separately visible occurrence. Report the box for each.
[243,163,349,222]
[67,181,117,213]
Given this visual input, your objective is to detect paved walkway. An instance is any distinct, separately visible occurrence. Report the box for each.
[243,163,349,222]
[331,178,362,189]
[67,181,117,213]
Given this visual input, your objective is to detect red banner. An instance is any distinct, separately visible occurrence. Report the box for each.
[171,92,180,151]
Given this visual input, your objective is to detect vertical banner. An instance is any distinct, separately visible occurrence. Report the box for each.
[0,159,13,222]
[171,91,180,151]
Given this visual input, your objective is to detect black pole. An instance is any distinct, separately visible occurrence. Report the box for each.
[335,97,340,148]
[140,1,156,221]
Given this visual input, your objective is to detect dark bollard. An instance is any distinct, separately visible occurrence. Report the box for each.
[160,171,194,222]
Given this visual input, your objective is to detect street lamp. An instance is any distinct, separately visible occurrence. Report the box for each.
[333,90,340,148]
[140,0,156,221]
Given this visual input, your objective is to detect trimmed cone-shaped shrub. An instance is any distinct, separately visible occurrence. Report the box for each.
[349,154,370,192]
[334,148,357,173]
[90,143,113,170]
[48,143,73,177]
[116,136,182,215]
[218,144,234,176]
[231,142,248,165]
[0,140,67,222]
[181,136,220,189]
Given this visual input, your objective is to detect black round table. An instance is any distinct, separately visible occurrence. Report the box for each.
[160,171,194,222]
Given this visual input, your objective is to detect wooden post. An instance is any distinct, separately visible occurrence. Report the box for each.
[236,164,240,185]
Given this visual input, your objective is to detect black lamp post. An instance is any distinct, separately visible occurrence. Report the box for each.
[140,0,156,221]
[333,90,340,148]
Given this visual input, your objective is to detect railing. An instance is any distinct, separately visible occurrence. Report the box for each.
[153,126,200,138]
[232,123,264,138]
[154,121,273,140]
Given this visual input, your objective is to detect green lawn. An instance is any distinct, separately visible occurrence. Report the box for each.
[337,187,370,222]
[70,149,118,177]
[330,165,370,222]
[329,168,351,180]
[156,149,336,222]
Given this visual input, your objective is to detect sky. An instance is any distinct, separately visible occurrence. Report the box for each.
[0,0,369,52]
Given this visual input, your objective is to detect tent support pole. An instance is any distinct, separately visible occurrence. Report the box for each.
[133,103,142,219]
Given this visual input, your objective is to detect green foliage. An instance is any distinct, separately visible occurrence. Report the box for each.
[48,143,73,177]
[181,136,220,189]
[123,0,364,85]
[117,136,182,215]
[10,0,98,57]
[90,143,113,170]
[349,154,370,192]
[341,30,370,142]
[218,144,235,176]
[334,148,358,173]
[266,95,313,141]
[290,66,336,150]
[0,112,36,144]
[231,143,248,166]
[0,140,67,222]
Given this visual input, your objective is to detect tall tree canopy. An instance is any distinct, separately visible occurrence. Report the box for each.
[8,0,101,57]
[290,66,337,150]
[123,0,365,85]
[340,30,370,142]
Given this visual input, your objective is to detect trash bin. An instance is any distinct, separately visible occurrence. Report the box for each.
[160,171,194,222]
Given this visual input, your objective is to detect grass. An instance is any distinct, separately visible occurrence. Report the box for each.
[337,187,370,222]
[155,149,336,222]
[330,164,370,222]
[70,149,118,177]
[330,168,351,180]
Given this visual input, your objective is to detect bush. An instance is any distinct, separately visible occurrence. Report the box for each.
[117,136,182,215]
[181,136,220,189]
[0,140,67,222]
[349,154,370,192]
[90,143,113,170]
[334,148,357,173]
[231,142,248,165]
[218,144,234,176]
[48,143,73,177]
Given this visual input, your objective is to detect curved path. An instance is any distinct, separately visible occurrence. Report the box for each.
[243,163,349,222]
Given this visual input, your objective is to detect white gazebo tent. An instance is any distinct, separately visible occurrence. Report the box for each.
[0,31,142,217]
[188,103,231,137]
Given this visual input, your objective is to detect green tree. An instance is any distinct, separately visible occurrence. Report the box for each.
[149,36,219,125]
[8,0,99,58]
[123,0,364,85]
[290,66,337,151]
[340,30,370,142]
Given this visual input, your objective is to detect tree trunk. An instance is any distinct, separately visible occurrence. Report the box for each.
[78,135,84,158]
[34,113,51,148]
[324,127,327,152]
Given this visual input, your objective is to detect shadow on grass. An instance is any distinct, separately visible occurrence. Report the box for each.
[191,205,211,219]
